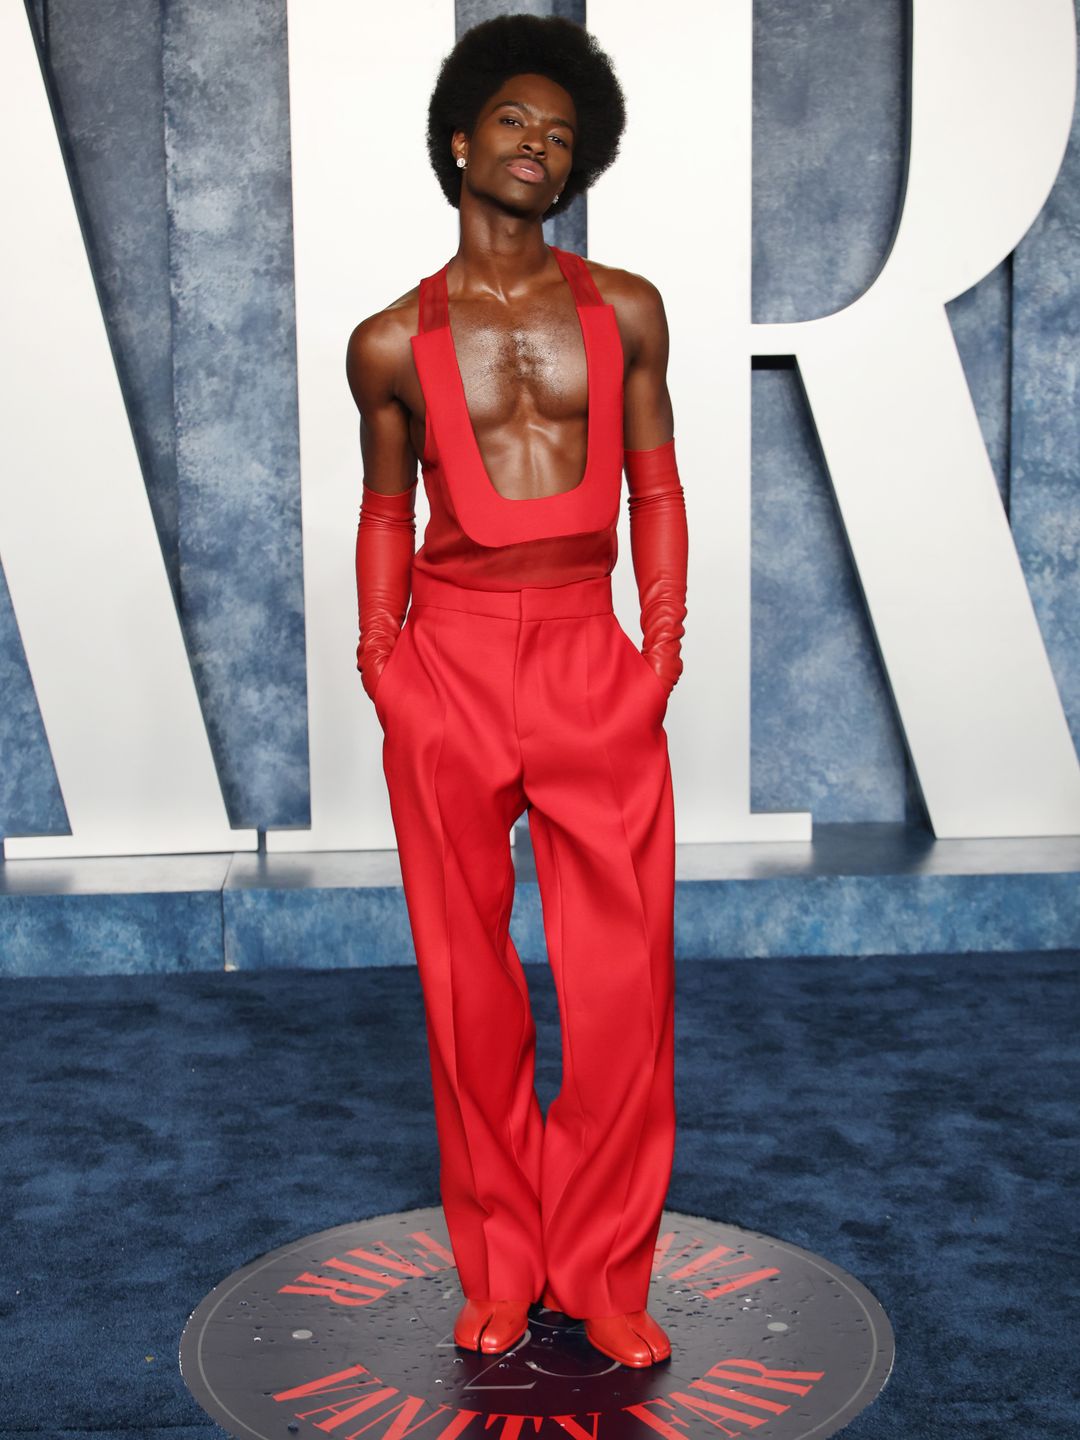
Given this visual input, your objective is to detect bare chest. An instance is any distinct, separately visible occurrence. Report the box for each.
[408,297,600,499]
[449,297,589,432]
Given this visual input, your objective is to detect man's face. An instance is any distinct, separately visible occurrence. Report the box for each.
[454,72,577,215]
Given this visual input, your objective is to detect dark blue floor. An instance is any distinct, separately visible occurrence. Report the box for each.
[1,949,1077,1438]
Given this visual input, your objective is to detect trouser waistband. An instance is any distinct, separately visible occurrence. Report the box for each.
[410,569,614,620]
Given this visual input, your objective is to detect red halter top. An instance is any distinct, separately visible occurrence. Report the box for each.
[408,246,625,590]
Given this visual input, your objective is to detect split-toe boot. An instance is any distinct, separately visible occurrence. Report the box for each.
[453,1297,531,1353]
[540,1285,671,1367]
[583,1309,671,1366]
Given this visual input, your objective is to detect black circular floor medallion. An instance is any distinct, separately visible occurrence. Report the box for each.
[180,1206,894,1440]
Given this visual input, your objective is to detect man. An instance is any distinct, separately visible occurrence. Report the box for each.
[346,14,688,1369]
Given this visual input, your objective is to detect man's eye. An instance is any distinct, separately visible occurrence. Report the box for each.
[499,115,568,146]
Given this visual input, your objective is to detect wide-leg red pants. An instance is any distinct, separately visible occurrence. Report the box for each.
[373,568,676,1318]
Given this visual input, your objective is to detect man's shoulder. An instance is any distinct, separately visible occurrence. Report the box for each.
[347,284,420,354]
[580,255,667,350]
[345,285,422,405]
[346,286,421,384]
[580,255,664,308]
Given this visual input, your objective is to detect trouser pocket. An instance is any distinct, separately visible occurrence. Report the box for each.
[372,615,412,728]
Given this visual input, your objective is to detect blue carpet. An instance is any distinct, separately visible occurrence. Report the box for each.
[0,950,1077,1438]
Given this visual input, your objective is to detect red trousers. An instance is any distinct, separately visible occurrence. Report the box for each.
[374,569,676,1318]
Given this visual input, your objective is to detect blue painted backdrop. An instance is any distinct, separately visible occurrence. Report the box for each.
[1,0,1077,843]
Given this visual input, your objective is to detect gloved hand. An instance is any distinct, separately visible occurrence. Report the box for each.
[355,481,416,703]
[624,437,688,696]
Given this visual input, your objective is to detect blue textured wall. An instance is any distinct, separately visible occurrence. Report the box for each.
[1,0,1077,847]
[1012,86,1080,762]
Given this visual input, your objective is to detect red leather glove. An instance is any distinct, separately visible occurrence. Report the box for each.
[624,437,688,696]
[355,481,416,703]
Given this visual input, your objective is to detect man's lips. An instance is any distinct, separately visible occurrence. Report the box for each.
[505,159,545,183]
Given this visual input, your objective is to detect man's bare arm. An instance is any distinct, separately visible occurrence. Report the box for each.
[345,311,418,496]
[619,274,676,450]
[346,309,417,701]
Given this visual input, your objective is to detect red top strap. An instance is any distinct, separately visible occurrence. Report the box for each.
[550,246,605,307]
[417,265,449,334]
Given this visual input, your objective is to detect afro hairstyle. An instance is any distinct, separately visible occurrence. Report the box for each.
[425,13,626,221]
